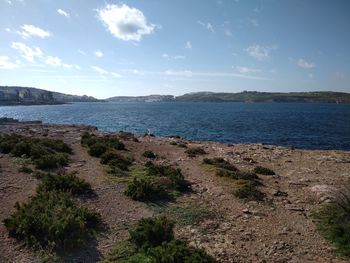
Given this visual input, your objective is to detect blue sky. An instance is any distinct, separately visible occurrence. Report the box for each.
[0,0,349,98]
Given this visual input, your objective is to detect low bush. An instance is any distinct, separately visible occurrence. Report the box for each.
[82,133,126,152]
[129,216,174,249]
[142,150,156,159]
[253,166,275,175]
[81,132,97,147]
[3,191,101,250]
[232,180,265,201]
[125,177,168,201]
[0,134,72,170]
[216,169,259,181]
[100,150,132,171]
[165,205,216,226]
[34,153,69,170]
[313,189,350,257]
[145,162,190,192]
[203,157,238,171]
[88,143,108,157]
[18,165,33,174]
[185,147,206,157]
[36,172,92,195]
[105,216,215,262]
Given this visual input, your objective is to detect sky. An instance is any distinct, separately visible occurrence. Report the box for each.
[0,0,349,99]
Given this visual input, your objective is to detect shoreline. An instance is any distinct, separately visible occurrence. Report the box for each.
[1,117,349,153]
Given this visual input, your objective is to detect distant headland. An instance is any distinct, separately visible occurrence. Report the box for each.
[0,86,101,106]
[1,86,350,105]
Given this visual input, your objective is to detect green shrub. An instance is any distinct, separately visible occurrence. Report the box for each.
[165,205,216,226]
[216,169,259,181]
[0,134,72,170]
[105,217,215,262]
[88,143,107,157]
[18,165,33,174]
[11,141,32,157]
[100,150,132,171]
[81,132,97,147]
[3,191,101,250]
[145,240,215,262]
[41,138,72,154]
[129,216,174,249]
[253,166,275,175]
[36,172,92,195]
[203,157,238,171]
[125,177,168,201]
[142,150,156,159]
[0,134,21,153]
[185,147,206,157]
[232,180,265,201]
[145,162,190,191]
[313,190,350,257]
[34,153,69,169]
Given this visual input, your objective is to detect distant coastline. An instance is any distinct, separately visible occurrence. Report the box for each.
[1,86,350,106]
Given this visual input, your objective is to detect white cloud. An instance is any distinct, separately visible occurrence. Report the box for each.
[185,41,192,49]
[197,20,215,33]
[57,9,70,18]
[173,55,185,60]
[11,42,43,62]
[92,66,108,74]
[249,19,259,27]
[112,72,122,78]
[19,24,51,38]
[45,56,79,69]
[94,50,103,57]
[92,66,122,77]
[5,28,11,32]
[78,50,86,55]
[245,44,276,60]
[0,56,19,69]
[224,29,232,37]
[236,66,260,74]
[162,53,185,60]
[97,4,156,41]
[297,58,315,69]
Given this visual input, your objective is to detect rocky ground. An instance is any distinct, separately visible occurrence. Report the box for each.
[0,121,350,262]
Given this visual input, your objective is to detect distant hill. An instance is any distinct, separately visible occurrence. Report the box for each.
[0,86,101,105]
[175,91,350,103]
[107,95,174,102]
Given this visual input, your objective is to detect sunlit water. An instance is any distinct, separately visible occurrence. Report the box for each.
[1,102,350,150]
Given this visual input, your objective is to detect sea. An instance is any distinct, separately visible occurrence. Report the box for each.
[0,102,349,151]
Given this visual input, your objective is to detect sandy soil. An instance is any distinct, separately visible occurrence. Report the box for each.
[1,121,350,262]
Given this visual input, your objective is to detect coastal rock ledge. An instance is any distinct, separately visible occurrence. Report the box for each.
[0,119,349,262]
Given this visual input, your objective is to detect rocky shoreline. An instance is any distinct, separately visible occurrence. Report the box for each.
[0,120,349,262]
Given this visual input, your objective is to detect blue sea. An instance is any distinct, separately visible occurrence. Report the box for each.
[1,102,350,151]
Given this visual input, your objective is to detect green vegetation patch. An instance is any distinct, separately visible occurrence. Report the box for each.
[104,216,215,263]
[164,205,216,226]
[81,132,131,175]
[185,147,207,157]
[145,162,191,192]
[35,172,93,196]
[203,157,238,171]
[142,150,156,159]
[125,177,168,201]
[313,191,350,258]
[0,133,72,170]
[232,180,265,201]
[3,191,101,250]
[253,166,275,175]
[124,162,191,202]
[204,157,264,201]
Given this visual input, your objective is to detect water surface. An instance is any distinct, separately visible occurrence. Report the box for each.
[1,102,349,150]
